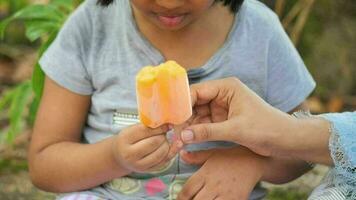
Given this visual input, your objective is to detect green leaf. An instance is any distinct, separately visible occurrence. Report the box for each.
[32,63,45,100]
[0,4,65,39]
[51,0,74,12]
[0,89,16,112]
[12,4,65,22]
[0,89,17,145]
[0,18,13,39]
[25,20,61,42]
[32,31,58,100]
[6,81,33,143]
[28,97,40,126]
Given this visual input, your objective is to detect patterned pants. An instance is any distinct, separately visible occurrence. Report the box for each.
[57,193,106,200]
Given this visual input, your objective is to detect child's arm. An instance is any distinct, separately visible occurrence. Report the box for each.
[178,147,268,200]
[29,77,128,192]
[177,147,310,199]
[29,77,175,193]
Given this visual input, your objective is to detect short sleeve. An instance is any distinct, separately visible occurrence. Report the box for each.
[39,2,93,95]
[266,16,315,112]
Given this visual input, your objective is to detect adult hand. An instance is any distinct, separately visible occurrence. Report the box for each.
[181,77,294,157]
[177,147,267,200]
[180,78,331,164]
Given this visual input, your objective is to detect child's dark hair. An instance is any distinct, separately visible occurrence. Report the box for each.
[97,0,244,13]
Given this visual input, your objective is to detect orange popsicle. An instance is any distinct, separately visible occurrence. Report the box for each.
[136,61,192,128]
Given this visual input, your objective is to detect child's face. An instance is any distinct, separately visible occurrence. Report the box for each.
[131,0,216,31]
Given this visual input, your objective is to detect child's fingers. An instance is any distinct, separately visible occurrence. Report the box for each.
[180,150,214,165]
[131,135,166,159]
[146,138,182,170]
[136,141,170,170]
[167,139,183,160]
[127,124,169,144]
[147,155,173,172]
[177,172,205,200]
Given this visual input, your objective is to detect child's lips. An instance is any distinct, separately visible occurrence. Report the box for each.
[157,14,185,27]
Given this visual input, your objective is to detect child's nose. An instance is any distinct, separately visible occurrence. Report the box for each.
[155,0,184,10]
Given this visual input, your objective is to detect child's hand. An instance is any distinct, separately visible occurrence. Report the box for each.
[112,124,180,173]
[177,147,267,200]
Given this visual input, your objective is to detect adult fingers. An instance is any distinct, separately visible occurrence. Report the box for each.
[181,120,237,144]
[190,78,241,107]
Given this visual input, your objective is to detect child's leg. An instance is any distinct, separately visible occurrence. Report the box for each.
[57,193,107,200]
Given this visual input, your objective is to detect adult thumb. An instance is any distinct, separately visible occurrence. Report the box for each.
[180,120,236,144]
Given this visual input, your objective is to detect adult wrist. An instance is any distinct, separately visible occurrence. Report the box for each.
[287,111,332,165]
[262,111,301,158]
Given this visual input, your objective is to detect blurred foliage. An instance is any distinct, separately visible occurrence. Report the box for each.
[0,158,28,173]
[300,0,356,99]
[267,188,309,200]
[0,0,82,145]
[0,0,29,45]
[0,81,32,143]
[263,0,356,110]
[0,0,28,15]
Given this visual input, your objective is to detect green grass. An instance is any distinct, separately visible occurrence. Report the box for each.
[267,188,309,200]
[0,158,28,173]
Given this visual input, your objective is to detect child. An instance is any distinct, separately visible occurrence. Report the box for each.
[29,0,316,199]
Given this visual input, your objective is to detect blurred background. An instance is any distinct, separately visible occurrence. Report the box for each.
[0,0,355,199]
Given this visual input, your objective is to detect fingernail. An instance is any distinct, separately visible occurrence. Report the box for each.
[181,130,194,142]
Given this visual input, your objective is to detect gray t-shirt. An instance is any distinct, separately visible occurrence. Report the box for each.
[40,0,315,199]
